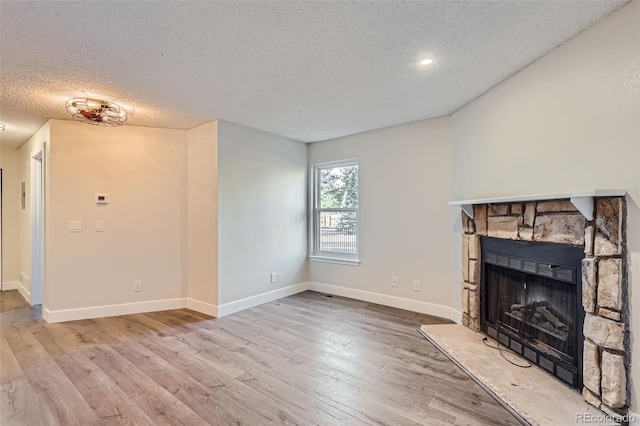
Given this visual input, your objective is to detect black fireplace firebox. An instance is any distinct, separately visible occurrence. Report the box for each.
[480,237,585,389]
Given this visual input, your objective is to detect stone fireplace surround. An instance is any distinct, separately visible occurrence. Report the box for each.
[457,195,629,417]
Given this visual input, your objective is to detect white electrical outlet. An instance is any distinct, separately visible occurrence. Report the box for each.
[68,221,82,232]
[391,276,398,287]
[133,280,142,292]
[270,272,277,283]
[412,280,421,292]
[95,220,104,232]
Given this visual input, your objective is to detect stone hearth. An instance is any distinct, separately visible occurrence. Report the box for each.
[459,197,629,415]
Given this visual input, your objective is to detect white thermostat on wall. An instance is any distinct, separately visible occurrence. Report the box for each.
[95,193,110,205]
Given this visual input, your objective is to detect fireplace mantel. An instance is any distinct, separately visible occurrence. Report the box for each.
[449,189,626,221]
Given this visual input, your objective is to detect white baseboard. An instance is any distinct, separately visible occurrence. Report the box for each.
[308,282,454,321]
[39,281,457,324]
[186,298,218,317]
[449,308,463,324]
[43,298,187,323]
[1,281,20,291]
[42,283,312,323]
[17,281,31,305]
[216,282,311,317]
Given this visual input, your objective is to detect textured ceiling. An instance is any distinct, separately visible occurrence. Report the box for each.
[0,1,629,148]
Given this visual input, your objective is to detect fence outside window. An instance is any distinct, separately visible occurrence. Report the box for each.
[318,211,357,254]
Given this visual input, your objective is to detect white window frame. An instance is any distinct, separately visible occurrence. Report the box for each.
[309,159,360,266]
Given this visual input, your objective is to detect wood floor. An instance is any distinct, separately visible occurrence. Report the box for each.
[0,290,520,425]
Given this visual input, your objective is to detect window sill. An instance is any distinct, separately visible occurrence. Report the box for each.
[309,255,361,266]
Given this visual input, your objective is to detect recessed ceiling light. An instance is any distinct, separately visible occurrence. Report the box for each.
[0,123,5,132]
[417,58,434,67]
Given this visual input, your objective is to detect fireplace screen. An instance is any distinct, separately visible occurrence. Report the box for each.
[481,237,584,389]
[485,265,576,365]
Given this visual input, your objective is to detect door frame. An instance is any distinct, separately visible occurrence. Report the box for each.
[30,148,44,306]
[0,168,3,292]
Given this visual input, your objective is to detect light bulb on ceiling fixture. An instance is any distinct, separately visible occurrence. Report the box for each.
[417,58,434,67]
[0,123,5,132]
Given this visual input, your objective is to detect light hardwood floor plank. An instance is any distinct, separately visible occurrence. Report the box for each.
[140,331,367,425]
[0,338,57,426]
[114,340,313,425]
[0,289,520,425]
[86,344,210,426]
[55,350,158,425]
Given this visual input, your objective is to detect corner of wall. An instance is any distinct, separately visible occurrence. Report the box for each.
[187,120,219,308]
[216,122,308,306]
[307,117,454,315]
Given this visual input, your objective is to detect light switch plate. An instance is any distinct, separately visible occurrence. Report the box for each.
[68,221,82,232]
[95,220,104,232]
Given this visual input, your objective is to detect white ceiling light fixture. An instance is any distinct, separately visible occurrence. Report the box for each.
[65,98,127,127]
[0,123,5,132]
[417,57,434,67]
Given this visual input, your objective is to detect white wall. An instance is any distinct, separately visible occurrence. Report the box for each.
[217,121,308,305]
[45,120,188,312]
[187,121,219,308]
[1,148,20,284]
[308,117,453,314]
[450,1,639,410]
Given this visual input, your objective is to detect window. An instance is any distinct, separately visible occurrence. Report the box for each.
[311,159,359,265]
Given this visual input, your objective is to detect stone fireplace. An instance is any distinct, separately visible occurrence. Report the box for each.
[459,196,628,416]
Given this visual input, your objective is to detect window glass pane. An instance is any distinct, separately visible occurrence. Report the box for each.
[320,165,358,209]
[319,211,357,254]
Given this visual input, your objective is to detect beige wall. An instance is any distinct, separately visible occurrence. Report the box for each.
[187,121,219,306]
[217,121,308,305]
[451,3,639,201]
[11,118,303,314]
[450,1,640,410]
[45,120,188,311]
[308,117,453,309]
[1,148,20,283]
